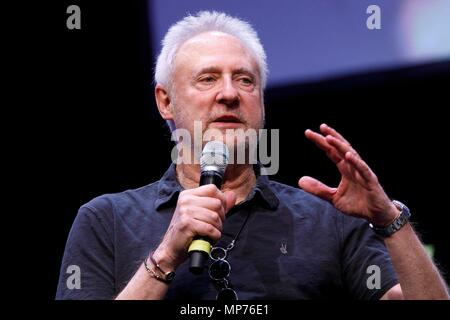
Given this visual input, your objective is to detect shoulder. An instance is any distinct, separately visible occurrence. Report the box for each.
[78,180,161,221]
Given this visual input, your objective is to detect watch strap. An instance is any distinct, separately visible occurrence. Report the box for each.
[370,200,411,237]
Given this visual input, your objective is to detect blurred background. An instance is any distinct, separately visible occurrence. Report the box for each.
[150,0,450,86]
[38,0,450,299]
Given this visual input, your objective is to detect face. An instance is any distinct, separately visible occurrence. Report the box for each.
[159,31,264,157]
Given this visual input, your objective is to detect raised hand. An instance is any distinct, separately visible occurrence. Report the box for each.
[299,124,399,226]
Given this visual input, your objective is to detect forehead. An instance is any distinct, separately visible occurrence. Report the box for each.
[174,31,259,75]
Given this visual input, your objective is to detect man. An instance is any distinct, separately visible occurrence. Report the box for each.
[56,11,449,300]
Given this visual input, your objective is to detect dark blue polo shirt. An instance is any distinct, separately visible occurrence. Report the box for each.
[56,164,398,300]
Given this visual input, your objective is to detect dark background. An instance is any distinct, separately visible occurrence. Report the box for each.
[33,1,450,300]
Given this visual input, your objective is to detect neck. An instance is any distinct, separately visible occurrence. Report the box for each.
[176,162,256,204]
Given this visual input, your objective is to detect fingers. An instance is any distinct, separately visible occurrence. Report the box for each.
[320,123,350,145]
[325,135,359,160]
[193,220,222,242]
[174,199,225,244]
[189,184,225,198]
[321,127,375,184]
[177,217,222,243]
[298,176,336,201]
[305,129,329,152]
[159,184,231,265]
[184,184,228,210]
[305,129,342,164]
[306,124,377,186]
[192,207,224,231]
[182,185,237,213]
[178,194,226,221]
[306,124,362,163]
[174,185,234,245]
[345,151,376,183]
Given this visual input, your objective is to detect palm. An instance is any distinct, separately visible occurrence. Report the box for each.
[332,160,383,218]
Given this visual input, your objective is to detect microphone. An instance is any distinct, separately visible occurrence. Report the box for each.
[188,140,229,274]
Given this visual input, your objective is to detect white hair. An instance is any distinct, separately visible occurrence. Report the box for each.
[154,11,268,90]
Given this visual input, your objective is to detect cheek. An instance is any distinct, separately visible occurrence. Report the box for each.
[245,97,264,121]
[184,88,217,110]
[172,96,212,128]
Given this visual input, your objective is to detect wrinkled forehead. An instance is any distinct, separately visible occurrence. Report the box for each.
[173,31,260,77]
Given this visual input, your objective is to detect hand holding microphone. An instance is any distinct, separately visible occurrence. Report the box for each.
[152,141,236,276]
[188,141,231,274]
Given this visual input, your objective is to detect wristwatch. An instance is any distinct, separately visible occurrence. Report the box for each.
[370,200,411,237]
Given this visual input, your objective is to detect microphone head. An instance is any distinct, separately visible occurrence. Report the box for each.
[200,141,229,176]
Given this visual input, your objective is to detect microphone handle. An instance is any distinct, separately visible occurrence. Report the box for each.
[188,170,223,274]
[200,170,223,188]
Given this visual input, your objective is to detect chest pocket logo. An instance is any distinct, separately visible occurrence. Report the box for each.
[280,242,288,255]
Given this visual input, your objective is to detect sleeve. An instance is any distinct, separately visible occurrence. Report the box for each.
[339,214,399,300]
[55,197,115,300]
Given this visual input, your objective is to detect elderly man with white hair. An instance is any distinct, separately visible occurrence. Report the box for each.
[56,11,449,300]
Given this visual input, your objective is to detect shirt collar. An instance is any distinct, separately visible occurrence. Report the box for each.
[154,163,279,211]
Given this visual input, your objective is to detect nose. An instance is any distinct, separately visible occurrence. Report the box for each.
[216,77,239,108]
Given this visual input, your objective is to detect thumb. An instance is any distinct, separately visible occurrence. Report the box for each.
[223,191,237,213]
[298,176,336,202]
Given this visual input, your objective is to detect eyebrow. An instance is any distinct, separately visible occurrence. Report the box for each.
[193,66,256,78]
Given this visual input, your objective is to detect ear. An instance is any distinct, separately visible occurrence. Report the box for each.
[155,84,174,121]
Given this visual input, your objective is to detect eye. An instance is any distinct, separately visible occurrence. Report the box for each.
[194,74,219,90]
[239,77,253,85]
[199,75,216,83]
[236,76,255,89]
